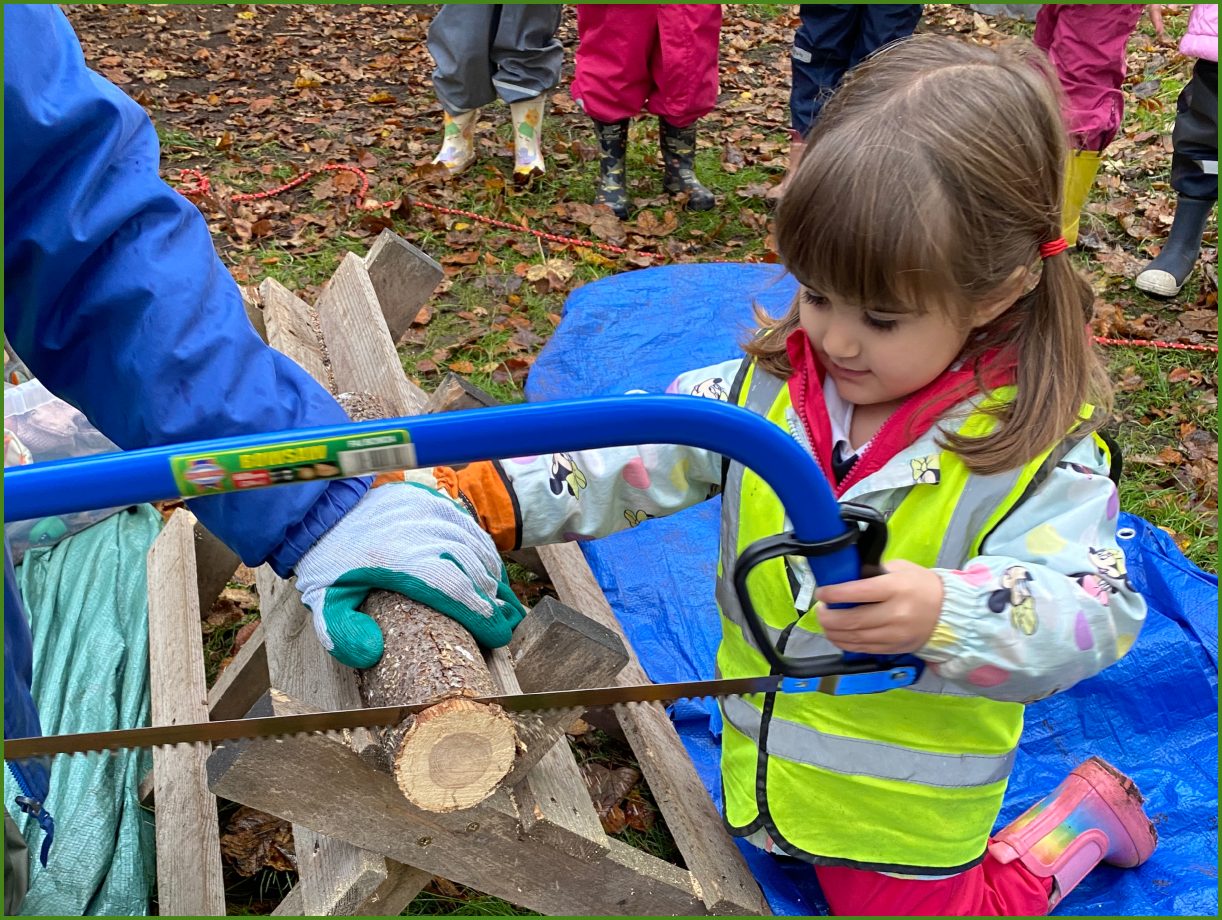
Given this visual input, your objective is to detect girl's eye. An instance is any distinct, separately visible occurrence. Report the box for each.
[801,291,829,308]
[864,314,899,331]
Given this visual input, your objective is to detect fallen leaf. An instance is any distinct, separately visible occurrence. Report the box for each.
[294,67,323,89]
[579,761,640,835]
[633,210,679,238]
[623,795,656,832]
[1178,310,1217,334]
[220,806,295,876]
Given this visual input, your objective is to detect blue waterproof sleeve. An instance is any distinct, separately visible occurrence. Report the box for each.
[2,6,366,574]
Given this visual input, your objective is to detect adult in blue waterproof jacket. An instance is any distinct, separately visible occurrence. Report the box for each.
[3,7,523,902]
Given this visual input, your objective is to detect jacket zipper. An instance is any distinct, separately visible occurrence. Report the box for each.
[793,370,923,499]
[834,391,925,496]
[7,760,55,865]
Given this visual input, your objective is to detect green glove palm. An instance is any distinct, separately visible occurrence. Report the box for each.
[293,482,527,668]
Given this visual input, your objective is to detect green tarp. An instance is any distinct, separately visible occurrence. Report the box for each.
[5,504,161,916]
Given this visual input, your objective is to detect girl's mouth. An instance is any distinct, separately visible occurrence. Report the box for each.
[826,360,870,379]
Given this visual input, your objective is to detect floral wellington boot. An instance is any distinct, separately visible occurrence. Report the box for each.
[510,96,547,188]
[432,108,480,176]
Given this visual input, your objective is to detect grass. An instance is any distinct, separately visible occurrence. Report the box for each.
[1107,345,1217,563]
[403,885,540,917]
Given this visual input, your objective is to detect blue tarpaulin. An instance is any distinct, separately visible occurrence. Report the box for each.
[526,263,1218,917]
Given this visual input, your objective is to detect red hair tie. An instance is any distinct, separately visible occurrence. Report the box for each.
[1039,237,1069,259]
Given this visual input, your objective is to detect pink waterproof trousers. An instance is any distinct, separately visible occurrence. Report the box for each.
[815,847,1055,917]
[1034,3,1145,151]
[572,4,722,127]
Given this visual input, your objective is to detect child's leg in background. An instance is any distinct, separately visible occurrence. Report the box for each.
[851,5,923,72]
[1170,60,1219,204]
[487,5,562,108]
[1034,3,1145,244]
[428,6,499,115]
[647,4,722,129]
[427,6,498,173]
[1032,3,1144,151]
[571,5,656,125]
[1134,58,1216,295]
[815,855,1053,917]
[790,4,861,137]
[488,5,563,185]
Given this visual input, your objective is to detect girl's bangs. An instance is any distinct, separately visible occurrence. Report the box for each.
[781,136,962,317]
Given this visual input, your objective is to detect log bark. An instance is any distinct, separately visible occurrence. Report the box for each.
[340,390,516,812]
[357,590,516,812]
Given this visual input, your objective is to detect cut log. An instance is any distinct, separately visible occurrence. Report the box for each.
[358,589,516,812]
[396,698,516,812]
[423,373,500,415]
[339,388,515,811]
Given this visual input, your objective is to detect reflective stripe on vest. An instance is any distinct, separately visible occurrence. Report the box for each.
[720,694,1018,787]
[714,362,1082,872]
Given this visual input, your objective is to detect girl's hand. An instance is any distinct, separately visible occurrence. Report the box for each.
[814,560,944,655]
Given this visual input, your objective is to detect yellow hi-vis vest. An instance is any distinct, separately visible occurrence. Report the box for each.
[715,361,1105,874]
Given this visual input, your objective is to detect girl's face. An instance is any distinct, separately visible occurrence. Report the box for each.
[798,288,973,410]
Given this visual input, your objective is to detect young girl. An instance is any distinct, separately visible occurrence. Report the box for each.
[384,35,1156,916]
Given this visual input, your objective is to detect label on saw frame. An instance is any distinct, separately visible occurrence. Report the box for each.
[170,430,415,498]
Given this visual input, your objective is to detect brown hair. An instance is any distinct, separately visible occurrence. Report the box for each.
[748,34,1110,474]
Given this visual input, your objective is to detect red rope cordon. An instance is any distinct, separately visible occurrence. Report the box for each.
[176,164,661,261]
[176,165,1220,355]
[1094,337,1217,353]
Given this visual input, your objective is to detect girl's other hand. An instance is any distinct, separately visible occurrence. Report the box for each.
[814,560,944,655]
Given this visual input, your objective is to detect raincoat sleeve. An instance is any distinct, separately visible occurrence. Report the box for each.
[918,436,1148,703]
[423,359,744,550]
[2,6,366,576]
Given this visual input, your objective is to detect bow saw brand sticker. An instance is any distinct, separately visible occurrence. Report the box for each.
[170,430,416,498]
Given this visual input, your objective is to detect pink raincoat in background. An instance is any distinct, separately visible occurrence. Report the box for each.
[571,4,722,127]
[1180,3,1218,61]
[1034,3,1145,151]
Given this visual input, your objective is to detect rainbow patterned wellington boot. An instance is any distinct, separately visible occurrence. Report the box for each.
[510,96,547,188]
[989,757,1157,909]
[432,108,480,176]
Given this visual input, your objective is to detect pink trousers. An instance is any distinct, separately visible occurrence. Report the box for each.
[1034,3,1145,151]
[815,846,1055,917]
[572,4,722,127]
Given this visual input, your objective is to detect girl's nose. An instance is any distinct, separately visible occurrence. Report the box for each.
[821,316,859,359]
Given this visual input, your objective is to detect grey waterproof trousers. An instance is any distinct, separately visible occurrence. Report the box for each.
[428,4,563,113]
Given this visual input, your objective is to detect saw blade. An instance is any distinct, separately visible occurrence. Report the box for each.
[2,675,793,760]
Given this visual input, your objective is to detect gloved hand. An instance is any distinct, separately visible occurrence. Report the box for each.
[293,481,527,668]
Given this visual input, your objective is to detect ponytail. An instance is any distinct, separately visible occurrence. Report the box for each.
[943,252,1111,473]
